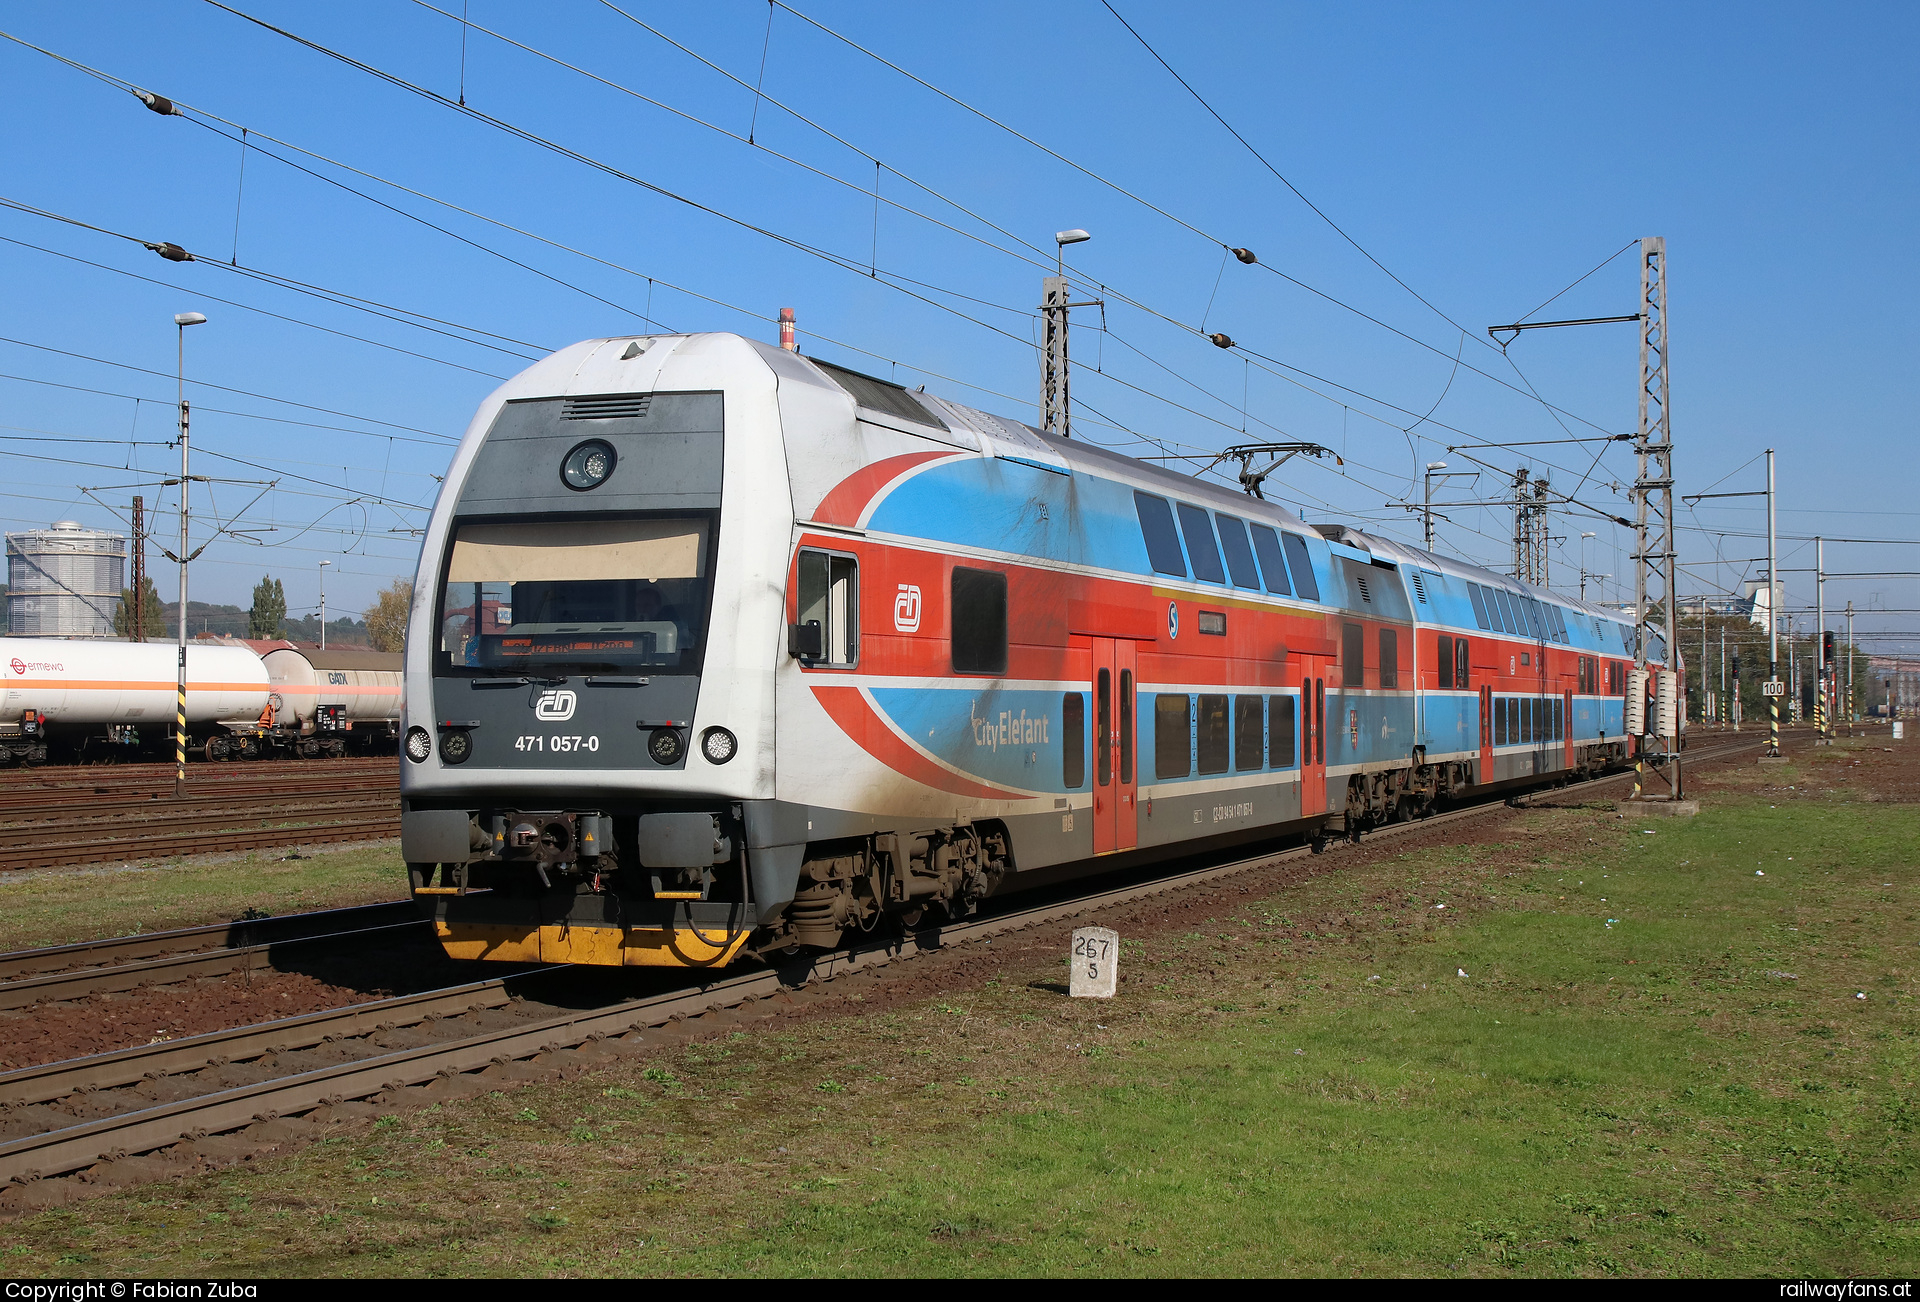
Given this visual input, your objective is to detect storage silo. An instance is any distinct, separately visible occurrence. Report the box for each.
[5,521,127,638]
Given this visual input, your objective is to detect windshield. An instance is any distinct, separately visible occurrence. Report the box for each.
[437,516,714,675]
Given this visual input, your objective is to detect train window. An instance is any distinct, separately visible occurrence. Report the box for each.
[1342,623,1365,687]
[1197,694,1230,774]
[796,549,860,667]
[1496,590,1520,635]
[1133,492,1188,578]
[1437,635,1455,690]
[1529,600,1549,642]
[1269,694,1297,768]
[1119,669,1134,784]
[1215,515,1262,590]
[1455,637,1470,690]
[1555,698,1564,740]
[1234,695,1264,771]
[950,567,1007,675]
[1176,504,1227,584]
[1095,669,1112,787]
[1062,693,1085,789]
[1467,583,1491,630]
[1494,697,1507,746]
[1314,678,1325,764]
[1379,628,1399,689]
[1481,587,1505,633]
[1281,533,1321,602]
[1248,524,1292,596]
[1154,694,1191,780]
[1523,698,1535,744]
[1509,698,1520,743]
[1549,605,1569,643]
[441,516,713,675]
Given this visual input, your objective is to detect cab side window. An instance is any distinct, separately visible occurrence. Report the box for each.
[795,549,859,667]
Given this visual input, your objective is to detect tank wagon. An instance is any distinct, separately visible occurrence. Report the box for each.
[1,639,268,765]
[261,646,404,757]
[0,639,403,764]
[400,333,1666,970]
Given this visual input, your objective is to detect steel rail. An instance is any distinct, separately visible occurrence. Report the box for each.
[0,803,398,847]
[0,899,416,982]
[0,919,426,1010]
[0,737,1762,1185]
[0,970,551,1108]
[1,814,401,871]
[0,782,396,823]
[0,759,392,787]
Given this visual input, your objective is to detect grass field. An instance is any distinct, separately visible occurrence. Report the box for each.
[0,844,403,953]
[4,742,1915,1276]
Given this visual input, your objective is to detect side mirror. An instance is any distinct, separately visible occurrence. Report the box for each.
[787,620,823,659]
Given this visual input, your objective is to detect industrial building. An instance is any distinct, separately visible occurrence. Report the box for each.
[4,521,126,638]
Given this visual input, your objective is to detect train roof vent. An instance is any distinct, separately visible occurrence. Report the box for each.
[809,358,950,431]
[563,392,652,421]
[1409,571,1429,604]
[1355,573,1373,604]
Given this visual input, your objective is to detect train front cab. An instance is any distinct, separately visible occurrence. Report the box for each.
[400,335,800,969]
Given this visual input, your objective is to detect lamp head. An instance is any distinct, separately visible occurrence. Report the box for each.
[1425,461,1447,471]
[1054,229,1091,247]
[174,312,207,327]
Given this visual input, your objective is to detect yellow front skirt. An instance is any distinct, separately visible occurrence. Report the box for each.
[435,920,750,968]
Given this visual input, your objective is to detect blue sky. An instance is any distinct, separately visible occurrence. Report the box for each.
[1,1,1913,647]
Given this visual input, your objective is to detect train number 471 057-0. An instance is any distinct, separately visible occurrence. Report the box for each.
[514,735,600,753]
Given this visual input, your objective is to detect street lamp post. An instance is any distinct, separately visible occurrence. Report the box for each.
[1579,532,1596,600]
[318,559,332,650]
[172,311,206,798]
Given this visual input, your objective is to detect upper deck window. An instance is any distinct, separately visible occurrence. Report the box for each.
[1248,524,1292,596]
[951,567,1008,675]
[1134,492,1187,577]
[1176,504,1227,584]
[1215,514,1262,590]
[1280,533,1321,602]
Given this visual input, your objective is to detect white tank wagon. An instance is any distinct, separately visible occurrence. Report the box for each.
[0,638,269,765]
[263,647,404,757]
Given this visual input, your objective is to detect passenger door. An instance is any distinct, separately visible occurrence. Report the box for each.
[1479,684,1494,783]
[1090,638,1138,855]
[1298,654,1328,816]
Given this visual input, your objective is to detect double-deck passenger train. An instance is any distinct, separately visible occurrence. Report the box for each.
[400,333,1665,969]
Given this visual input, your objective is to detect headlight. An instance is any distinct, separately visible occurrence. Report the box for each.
[405,726,432,763]
[439,728,473,765]
[561,438,617,491]
[700,726,737,765]
[647,727,684,765]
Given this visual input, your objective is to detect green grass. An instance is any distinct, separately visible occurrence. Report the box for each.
[3,744,1914,1276]
[0,843,404,952]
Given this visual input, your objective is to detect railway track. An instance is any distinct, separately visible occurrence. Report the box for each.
[0,899,419,1002]
[0,738,1760,1194]
[0,760,399,870]
[0,757,393,788]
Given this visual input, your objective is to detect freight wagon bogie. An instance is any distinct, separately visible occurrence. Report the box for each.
[401,333,1658,971]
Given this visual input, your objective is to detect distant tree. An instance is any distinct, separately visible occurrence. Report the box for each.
[365,579,413,653]
[248,576,287,640]
[114,576,167,639]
